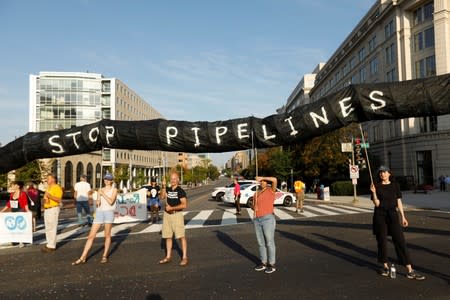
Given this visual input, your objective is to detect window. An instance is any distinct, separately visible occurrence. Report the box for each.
[386,68,396,82]
[335,71,340,83]
[385,43,395,65]
[349,56,356,69]
[414,2,434,25]
[359,67,366,83]
[343,64,349,76]
[358,47,366,62]
[368,36,377,52]
[370,57,379,75]
[384,19,395,39]
[414,27,434,51]
[351,74,358,84]
[415,55,436,78]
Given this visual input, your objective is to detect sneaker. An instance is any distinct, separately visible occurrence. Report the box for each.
[265,265,276,274]
[300,209,304,213]
[379,267,390,277]
[407,270,425,280]
[254,263,266,272]
[18,243,25,248]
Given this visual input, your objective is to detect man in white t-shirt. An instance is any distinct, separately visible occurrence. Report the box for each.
[74,175,92,226]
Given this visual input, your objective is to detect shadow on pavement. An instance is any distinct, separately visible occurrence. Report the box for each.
[278,219,450,237]
[276,229,379,272]
[214,230,259,264]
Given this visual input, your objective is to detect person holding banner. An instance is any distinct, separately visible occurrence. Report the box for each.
[370,166,425,280]
[159,172,188,266]
[41,174,63,253]
[1,181,29,214]
[72,173,118,265]
[253,176,278,274]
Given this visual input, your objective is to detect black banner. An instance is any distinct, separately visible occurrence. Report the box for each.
[1,73,449,173]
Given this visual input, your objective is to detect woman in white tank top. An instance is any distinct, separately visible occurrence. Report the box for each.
[72,173,118,265]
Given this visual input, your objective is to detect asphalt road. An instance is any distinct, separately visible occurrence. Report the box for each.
[0,180,449,300]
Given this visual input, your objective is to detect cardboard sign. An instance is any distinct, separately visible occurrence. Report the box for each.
[114,189,148,224]
[0,212,33,243]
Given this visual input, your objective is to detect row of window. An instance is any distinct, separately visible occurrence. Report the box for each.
[414,27,434,52]
[40,79,101,92]
[39,91,102,106]
[371,116,437,143]
[112,150,161,165]
[415,55,436,79]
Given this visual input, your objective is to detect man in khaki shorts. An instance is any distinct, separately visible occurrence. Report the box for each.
[159,172,188,266]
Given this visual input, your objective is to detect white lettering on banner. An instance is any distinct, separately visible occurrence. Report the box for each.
[114,189,147,223]
[284,117,298,136]
[105,126,115,145]
[89,127,99,143]
[49,135,64,154]
[216,126,228,144]
[369,91,386,111]
[339,97,355,118]
[262,125,276,140]
[237,123,250,139]
[66,131,82,149]
[310,107,329,128]
[166,126,178,145]
[0,212,33,243]
[191,127,200,147]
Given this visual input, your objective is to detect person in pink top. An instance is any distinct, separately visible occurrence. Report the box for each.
[233,177,241,215]
[252,176,277,274]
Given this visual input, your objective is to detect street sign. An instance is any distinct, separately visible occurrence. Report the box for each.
[360,143,370,149]
[350,165,359,179]
[341,142,353,152]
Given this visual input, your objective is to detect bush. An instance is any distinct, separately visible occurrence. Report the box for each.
[331,181,354,196]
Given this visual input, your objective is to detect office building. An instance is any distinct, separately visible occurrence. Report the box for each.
[29,71,177,190]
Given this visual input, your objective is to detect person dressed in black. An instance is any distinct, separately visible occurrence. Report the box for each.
[143,177,161,224]
[370,166,425,280]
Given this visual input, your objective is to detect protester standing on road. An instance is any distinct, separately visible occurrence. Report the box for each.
[252,176,278,274]
[1,181,29,213]
[294,178,305,213]
[233,177,241,215]
[72,173,118,265]
[41,174,63,253]
[438,175,446,192]
[370,166,425,280]
[74,175,92,226]
[1,181,30,248]
[159,172,188,266]
[144,177,161,224]
[25,182,40,231]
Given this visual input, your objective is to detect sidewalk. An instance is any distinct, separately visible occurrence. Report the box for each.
[305,189,450,211]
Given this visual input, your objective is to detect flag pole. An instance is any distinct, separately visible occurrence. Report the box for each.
[358,123,374,185]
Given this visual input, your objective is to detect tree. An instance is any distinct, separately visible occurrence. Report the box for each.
[135,169,147,187]
[114,165,129,187]
[14,160,42,183]
[268,148,293,184]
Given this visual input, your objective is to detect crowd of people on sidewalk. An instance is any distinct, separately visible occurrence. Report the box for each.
[0,168,427,280]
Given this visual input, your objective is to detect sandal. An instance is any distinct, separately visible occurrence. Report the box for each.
[159,257,172,264]
[71,258,86,266]
[100,256,108,264]
[179,258,188,266]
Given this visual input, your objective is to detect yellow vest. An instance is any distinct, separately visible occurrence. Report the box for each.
[44,184,63,209]
[294,180,305,193]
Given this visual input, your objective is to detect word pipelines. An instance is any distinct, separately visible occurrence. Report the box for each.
[0,73,448,173]
[47,90,387,155]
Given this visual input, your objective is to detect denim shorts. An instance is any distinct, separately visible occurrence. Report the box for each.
[93,210,115,224]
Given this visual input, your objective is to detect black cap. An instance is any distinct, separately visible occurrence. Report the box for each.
[150,177,156,182]
[378,165,390,172]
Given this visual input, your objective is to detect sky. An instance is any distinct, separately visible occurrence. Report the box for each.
[0,0,374,167]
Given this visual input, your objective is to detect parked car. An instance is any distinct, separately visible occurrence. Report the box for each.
[223,183,296,207]
[211,180,257,201]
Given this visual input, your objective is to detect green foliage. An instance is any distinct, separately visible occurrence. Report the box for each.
[135,169,147,187]
[268,148,293,183]
[331,181,354,196]
[114,165,130,185]
[14,160,42,183]
[0,173,7,189]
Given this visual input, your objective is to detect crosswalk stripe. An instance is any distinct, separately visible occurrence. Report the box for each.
[306,206,340,216]
[283,207,319,218]
[334,205,373,213]
[317,205,360,214]
[97,222,140,237]
[273,208,294,220]
[139,223,162,233]
[221,210,237,226]
[186,210,214,228]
